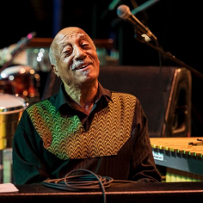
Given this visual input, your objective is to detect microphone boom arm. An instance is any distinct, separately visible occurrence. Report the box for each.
[139,38,203,79]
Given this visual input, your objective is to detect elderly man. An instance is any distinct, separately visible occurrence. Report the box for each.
[12,27,161,184]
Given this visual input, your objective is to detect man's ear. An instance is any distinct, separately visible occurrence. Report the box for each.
[51,65,59,77]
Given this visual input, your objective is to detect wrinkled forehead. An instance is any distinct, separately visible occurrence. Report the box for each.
[59,32,86,40]
[55,28,92,44]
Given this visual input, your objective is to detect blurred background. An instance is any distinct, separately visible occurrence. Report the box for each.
[0,0,203,136]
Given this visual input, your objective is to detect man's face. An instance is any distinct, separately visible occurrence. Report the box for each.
[52,27,100,87]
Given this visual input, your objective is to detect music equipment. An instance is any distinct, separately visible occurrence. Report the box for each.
[0,93,26,183]
[117,4,157,42]
[0,94,26,150]
[150,137,203,182]
[0,65,40,105]
[99,66,192,137]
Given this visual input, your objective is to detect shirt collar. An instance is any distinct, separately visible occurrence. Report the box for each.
[55,82,112,112]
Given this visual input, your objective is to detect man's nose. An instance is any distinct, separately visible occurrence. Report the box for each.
[74,45,86,60]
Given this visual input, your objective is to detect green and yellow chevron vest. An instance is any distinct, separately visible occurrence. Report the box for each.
[27,92,136,160]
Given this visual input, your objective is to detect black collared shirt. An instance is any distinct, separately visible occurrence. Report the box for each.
[55,82,112,130]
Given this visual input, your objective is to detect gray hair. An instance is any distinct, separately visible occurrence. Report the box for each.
[48,43,57,66]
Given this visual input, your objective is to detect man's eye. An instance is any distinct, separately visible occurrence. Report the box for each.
[82,44,90,49]
[64,50,72,56]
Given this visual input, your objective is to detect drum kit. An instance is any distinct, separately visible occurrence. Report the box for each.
[0,65,41,147]
[0,65,41,183]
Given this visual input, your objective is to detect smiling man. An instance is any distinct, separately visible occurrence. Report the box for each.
[12,27,161,184]
[49,27,100,115]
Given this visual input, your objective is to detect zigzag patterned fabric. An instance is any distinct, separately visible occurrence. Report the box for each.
[27,92,136,160]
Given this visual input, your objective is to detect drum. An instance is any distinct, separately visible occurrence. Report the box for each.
[0,65,40,104]
[0,93,26,150]
[0,93,27,150]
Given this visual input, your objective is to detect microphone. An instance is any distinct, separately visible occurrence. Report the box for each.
[117,4,157,42]
[11,31,36,56]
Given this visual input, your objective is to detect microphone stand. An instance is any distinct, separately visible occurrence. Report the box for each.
[0,49,21,74]
[134,32,203,79]
[0,32,36,74]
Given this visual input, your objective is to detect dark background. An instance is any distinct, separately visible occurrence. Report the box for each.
[1,0,203,136]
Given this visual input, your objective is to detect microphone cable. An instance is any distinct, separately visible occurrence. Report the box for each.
[42,169,138,203]
[42,169,114,203]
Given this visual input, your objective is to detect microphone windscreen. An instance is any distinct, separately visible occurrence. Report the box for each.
[117,5,130,19]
